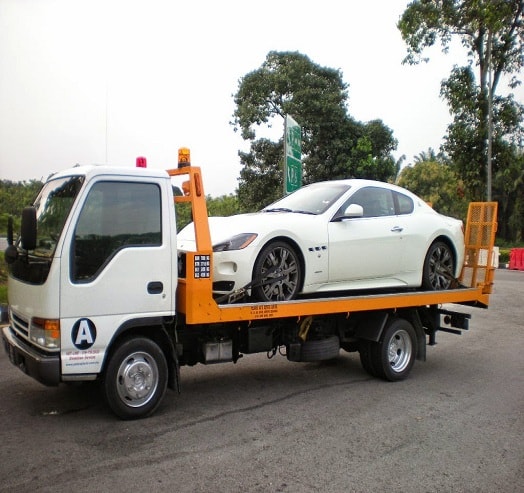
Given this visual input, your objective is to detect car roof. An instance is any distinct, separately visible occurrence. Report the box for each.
[305,178,410,194]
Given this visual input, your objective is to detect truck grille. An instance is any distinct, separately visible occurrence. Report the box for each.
[10,309,30,341]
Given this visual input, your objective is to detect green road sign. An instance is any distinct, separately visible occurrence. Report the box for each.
[284,115,302,194]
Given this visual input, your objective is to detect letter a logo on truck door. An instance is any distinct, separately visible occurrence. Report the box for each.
[71,319,97,350]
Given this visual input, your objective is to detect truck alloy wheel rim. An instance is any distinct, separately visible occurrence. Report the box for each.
[116,351,159,407]
[387,329,412,373]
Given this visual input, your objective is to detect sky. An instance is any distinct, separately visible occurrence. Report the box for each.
[1,0,522,197]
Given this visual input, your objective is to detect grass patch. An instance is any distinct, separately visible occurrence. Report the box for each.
[0,285,6,305]
[496,239,524,265]
[0,251,7,304]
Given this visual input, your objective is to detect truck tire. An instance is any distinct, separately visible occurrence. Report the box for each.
[369,318,416,381]
[104,337,168,420]
[358,340,379,377]
[300,335,340,362]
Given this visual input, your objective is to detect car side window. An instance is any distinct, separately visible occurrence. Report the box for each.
[395,191,414,215]
[346,187,395,218]
[71,181,162,282]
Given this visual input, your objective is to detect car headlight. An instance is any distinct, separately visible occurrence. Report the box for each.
[213,233,257,252]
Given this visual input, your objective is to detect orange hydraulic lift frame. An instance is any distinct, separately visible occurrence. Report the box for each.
[168,166,498,325]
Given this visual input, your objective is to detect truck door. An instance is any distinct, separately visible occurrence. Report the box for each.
[59,177,175,376]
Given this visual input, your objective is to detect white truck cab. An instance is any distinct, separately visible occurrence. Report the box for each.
[4,165,177,387]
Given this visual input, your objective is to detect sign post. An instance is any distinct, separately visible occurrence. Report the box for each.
[284,115,302,194]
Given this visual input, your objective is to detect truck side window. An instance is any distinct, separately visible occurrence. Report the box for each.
[72,181,162,282]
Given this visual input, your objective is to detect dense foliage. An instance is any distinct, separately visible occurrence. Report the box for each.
[0,179,43,236]
[398,0,524,241]
[232,51,399,211]
[175,193,241,232]
[398,156,469,220]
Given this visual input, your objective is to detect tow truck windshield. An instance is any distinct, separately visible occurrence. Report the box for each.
[10,175,84,284]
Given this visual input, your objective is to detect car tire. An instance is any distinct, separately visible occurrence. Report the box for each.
[252,241,302,302]
[422,240,455,290]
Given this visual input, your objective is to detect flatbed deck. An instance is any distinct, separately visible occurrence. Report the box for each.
[170,166,498,325]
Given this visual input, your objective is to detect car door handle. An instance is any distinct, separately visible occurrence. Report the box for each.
[147,281,164,294]
[391,226,403,233]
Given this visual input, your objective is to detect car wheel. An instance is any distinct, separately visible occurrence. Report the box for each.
[252,241,302,302]
[422,240,455,290]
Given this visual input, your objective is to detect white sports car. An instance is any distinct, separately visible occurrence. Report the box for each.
[177,179,465,303]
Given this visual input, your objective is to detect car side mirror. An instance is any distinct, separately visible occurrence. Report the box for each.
[332,203,364,222]
[343,204,364,218]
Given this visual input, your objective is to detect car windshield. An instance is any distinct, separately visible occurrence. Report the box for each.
[263,183,351,215]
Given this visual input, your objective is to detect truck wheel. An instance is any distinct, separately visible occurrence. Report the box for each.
[104,337,168,420]
[300,335,340,362]
[252,241,302,302]
[422,241,455,290]
[370,318,416,381]
[358,340,378,377]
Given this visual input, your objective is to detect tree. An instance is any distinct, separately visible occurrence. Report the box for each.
[398,160,468,219]
[175,193,241,233]
[398,1,524,240]
[207,194,241,217]
[413,147,441,164]
[494,149,524,241]
[232,51,398,211]
[0,179,43,235]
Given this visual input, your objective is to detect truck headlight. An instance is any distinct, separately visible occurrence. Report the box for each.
[31,317,60,349]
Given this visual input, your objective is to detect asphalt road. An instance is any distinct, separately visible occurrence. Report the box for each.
[1,269,523,493]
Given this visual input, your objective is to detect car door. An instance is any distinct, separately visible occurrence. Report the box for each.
[391,189,429,276]
[327,186,403,285]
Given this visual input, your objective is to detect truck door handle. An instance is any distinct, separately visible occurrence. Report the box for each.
[147,281,164,294]
[391,226,403,233]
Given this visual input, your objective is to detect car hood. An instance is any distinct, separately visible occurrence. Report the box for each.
[177,211,318,250]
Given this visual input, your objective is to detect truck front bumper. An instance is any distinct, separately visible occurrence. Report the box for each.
[2,325,60,386]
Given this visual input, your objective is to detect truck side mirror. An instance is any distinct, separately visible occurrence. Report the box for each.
[21,207,37,251]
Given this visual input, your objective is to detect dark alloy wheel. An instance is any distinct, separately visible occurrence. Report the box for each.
[422,240,455,290]
[252,241,302,302]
